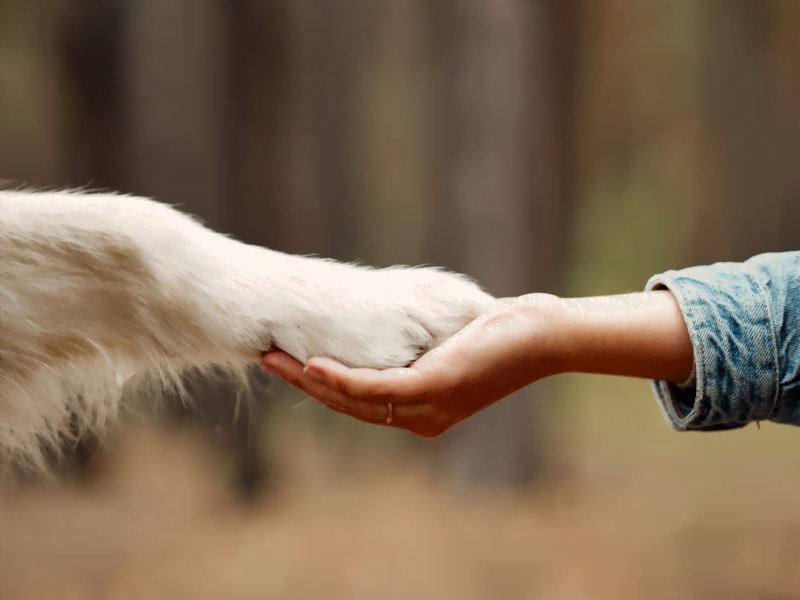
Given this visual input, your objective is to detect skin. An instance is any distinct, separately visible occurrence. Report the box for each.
[260,291,694,438]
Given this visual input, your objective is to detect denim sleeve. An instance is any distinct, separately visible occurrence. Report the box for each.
[646,251,800,431]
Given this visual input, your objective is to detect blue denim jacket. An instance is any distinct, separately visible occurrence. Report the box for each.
[647,251,800,431]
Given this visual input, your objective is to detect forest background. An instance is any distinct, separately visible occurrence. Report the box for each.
[3,2,800,598]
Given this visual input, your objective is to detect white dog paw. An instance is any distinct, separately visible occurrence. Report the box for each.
[266,266,496,369]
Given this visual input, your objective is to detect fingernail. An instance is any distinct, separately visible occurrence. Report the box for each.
[303,367,323,382]
[262,363,279,376]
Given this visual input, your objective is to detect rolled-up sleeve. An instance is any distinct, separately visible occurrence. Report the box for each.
[646,252,800,431]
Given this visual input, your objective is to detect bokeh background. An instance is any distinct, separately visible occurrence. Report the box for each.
[3,2,800,598]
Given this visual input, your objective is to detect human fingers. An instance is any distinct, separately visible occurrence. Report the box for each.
[262,351,390,423]
[262,352,439,432]
[302,356,433,402]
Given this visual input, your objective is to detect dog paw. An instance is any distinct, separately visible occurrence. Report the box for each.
[265,265,496,369]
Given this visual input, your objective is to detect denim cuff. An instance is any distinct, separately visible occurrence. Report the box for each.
[645,263,780,431]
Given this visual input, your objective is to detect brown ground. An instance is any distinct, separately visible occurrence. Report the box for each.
[2,412,800,600]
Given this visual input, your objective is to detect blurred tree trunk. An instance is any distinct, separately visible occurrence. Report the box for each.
[430,1,569,485]
[121,2,233,231]
[52,3,127,188]
[230,2,341,258]
[343,2,434,269]
[694,3,800,264]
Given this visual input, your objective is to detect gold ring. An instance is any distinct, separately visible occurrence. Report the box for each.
[386,402,393,424]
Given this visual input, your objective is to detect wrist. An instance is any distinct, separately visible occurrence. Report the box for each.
[533,298,576,377]
[543,292,694,382]
[501,296,572,380]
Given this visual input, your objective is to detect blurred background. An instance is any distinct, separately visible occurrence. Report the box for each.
[3,1,800,598]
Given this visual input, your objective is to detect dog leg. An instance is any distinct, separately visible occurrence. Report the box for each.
[0,189,494,477]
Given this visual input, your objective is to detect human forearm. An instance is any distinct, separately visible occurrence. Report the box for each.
[544,291,694,382]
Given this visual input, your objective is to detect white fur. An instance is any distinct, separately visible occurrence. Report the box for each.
[0,189,494,479]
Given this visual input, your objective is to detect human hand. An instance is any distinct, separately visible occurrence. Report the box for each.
[260,295,563,437]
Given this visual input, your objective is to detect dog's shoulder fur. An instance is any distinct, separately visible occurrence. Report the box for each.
[0,189,494,480]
